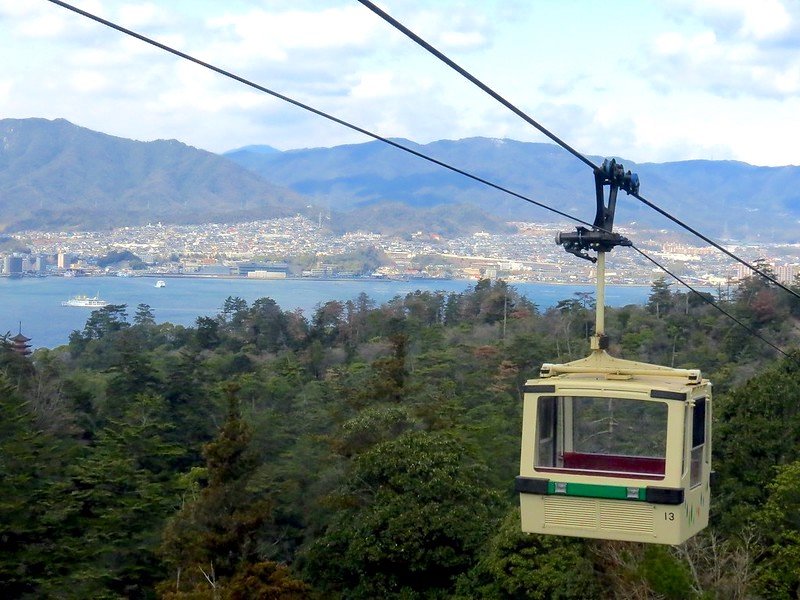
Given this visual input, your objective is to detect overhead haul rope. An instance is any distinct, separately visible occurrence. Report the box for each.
[47,0,793,358]
[357,0,800,304]
[355,0,598,171]
[47,0,597,232]
[632,246,791,359]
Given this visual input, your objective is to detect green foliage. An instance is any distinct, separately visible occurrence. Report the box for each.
[0,375,75,597]
[326,245,387,275]
[159,386,307,598]
[82,304,130,340]
[134,303,157,326]
[456,509,602,599]
[590,541,702,599]
[220,296,249,331]
[97,249,143,268]
[713,351,800,530]
[5,277,800,598]
[303,431,504,598]
[104,329,162,409]
[754,460,800,598]
[637,545,696,600]
[52,394,185,597]
[195,315,221,350]
[330,405,416,457]
[0,338,36,385]
[203,387,258,488]
[647,276,673,316]
[225,561,309,600]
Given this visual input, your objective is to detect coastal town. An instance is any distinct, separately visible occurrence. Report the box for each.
[2,215,798,289]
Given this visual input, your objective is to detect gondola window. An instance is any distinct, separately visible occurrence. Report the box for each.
[535,396,668,479]
[690,398,707,488]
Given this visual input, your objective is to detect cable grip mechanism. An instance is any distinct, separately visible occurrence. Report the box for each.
[556,158,637,262]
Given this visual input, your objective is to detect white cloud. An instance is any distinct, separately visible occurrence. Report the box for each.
[118,2,170,29]
[17,12,68,38]
[403,6,491,52]
[207,5,379,63]
[439,30,486,50]
[0,0,797,167]
[738,0,792,41]
[645,0,800,98]
[69,70,108,93]
[538,74,586,98]
[0,1,37,18]
[349,71,396,99]
[0,79,12,100]
[653,30,716,57]
[1,0,110,39]
[668,0,794,42]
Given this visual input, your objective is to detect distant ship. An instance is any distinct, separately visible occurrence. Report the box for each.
[61,294,109,308]
[155,280,166,288]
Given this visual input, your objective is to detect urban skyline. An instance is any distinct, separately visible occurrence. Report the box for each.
[3,216,798,289]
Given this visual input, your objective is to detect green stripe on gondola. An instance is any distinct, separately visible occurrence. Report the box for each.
[546,481,646,501]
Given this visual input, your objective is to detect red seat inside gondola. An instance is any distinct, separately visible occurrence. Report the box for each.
[562,451,665,476]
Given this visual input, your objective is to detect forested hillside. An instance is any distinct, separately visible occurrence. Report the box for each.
[0,118,308,232]
[2,274,800,599]
[225,138,800,242]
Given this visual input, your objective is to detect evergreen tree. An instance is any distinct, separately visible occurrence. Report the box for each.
[134,303,157,327]
[195,316,222,350]
[158,385,308,598]
[303,430,503,598]
[647,276,673,317]
[83,304,130,340]
[714,351,800,531]
[0,375,75,597]
[46,394,184,598]
[754,460,800,598]
[104,329,162,412]
[456,508,602,599]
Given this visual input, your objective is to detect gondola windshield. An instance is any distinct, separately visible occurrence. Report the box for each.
[535,396,668,479]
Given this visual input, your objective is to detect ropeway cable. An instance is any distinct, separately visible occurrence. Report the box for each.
[356,0,598,171]
[45,0,597,232]
[632,246,791,359]
[356,0,800,304]
[45,0,795,358]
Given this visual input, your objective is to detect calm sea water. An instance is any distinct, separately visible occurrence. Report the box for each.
[0,276,652,349]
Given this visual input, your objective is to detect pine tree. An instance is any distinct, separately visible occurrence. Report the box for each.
[50,394,184,598]
[0,376,75,597]
[158,385,308,599]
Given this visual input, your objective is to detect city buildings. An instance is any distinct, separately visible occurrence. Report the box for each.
[3,217,799,287]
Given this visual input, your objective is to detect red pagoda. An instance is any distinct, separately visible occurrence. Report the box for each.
[10,325,31,357]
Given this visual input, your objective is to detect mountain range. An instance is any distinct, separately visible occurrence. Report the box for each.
[226,139,800,241]
[1,117,798,241]
[0,118,307,232]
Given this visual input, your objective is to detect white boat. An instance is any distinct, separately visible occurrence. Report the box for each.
[155,280,166,288]
[61,294,109,308]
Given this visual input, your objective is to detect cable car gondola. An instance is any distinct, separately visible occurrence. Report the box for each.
[516,160,712,545]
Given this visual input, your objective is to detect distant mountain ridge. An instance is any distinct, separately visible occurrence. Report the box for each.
[225,138,800,241]
[0,118,308,232]
[2,118,797,242]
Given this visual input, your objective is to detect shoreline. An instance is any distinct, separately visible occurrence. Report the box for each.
[12,272,669,288]
[2,278,664,350]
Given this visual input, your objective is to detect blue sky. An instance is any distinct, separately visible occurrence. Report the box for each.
[1,0,799,166]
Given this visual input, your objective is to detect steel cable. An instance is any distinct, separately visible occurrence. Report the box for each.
[46,0,795,357]
[357,0,800,304]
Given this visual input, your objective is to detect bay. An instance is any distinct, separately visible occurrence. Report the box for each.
[0,276,653,349]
